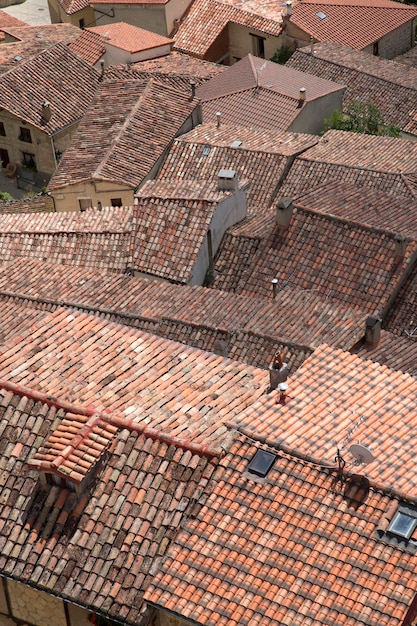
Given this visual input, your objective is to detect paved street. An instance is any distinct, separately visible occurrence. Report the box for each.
[1,0,50,25]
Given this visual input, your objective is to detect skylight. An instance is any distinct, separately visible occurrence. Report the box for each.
[247,449,276,478]
[202,146,211,156]
[388,509,417,540]
[316,11,326,19]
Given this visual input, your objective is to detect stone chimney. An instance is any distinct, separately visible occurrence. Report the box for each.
[364,316,381,348]
[276,197,294,229]
[41,101,51,122]
[298,87,306,107]
[394,233,407,260]
[218,169,238,192]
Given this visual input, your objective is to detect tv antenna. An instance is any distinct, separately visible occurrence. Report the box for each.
[349,443,376,465]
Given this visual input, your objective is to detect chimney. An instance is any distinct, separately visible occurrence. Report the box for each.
[190,80,196,99]
[276,382,289,405]
[364,316,381,348]
[298,87,306,107]
[271,278,278,299]
[286,0,292,15]
[216,111,221,128]
[41,101,51,122]
[218,169,238,192]
[269,350,288,391]
[309,35,314,54]
[276,197,294,229]
[394,233,407,259]
[100,60,105,79]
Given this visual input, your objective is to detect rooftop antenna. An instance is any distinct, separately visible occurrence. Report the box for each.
[349,443,376,465]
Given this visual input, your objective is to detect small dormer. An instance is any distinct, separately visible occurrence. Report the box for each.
[28,412,118,496]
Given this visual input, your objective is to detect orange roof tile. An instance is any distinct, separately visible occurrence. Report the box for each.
[68,29,105,65]
[145,432,417,626]
[352,330,417,378]
[89,22,174,53]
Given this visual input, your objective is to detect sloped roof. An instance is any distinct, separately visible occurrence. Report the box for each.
[173,0,283,57]
[196,54,345,130]
[0,307,268,447]
[0,9,27,29]
[230,343,417,496]
[280,130,417,199]
[212,204,417,311]
[146,430,417,626]
[58,0,89,16]
[289,0,417,50]
[132,179,237,283]
[352,329,417,378]
[0,41,100,134]
[0,258,366,371]
[48,77,198,191]
[88,22,174,53]
[0,206,133,272]
[0,194,53,215]
[0,382,215,624]
[158,124,318,211]
[286,43,417,134]
[383,266,417,337]
[68,29,106,65]
[295,180,417,239]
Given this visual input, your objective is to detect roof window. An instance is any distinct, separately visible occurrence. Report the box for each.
[316,11,326,19]
[247,449,276,478]
[388,506,417,540]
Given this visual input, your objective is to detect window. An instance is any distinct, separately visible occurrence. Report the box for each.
[19,127,32,143]
[251,34,265,58]
[111,198,122,207]
[388,507,417,540]
[247,449,276,478]
[79,198,92,212]
[21,152,36,170]
[0,122,5,137]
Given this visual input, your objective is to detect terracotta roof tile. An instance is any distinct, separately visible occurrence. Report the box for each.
[352,330,417,378]
[88,22,174,53]
[197,54,344,131]
[146,431,417,625]
[48,77,198,191]
[0,383,216,623]
[383,266,417,338]
[0,206,133,272]
[68,29,106,65]
[211,203,417,311]
[280,130,417,199]
[0,41,99,133]
[0,307,268,449]
[58,0,89,16]
[0,9,27,29]
[174,0,283,57]
[287,43,417,134]
[158,123,318,211]
[289,0,417,50]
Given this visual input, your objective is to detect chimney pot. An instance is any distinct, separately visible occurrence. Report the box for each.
[276,197,294,229]
[216,111,221,128]
[272,278,278,298]
[298,87,306,107]
[269,350,288,391]
[190,80,196,99]
[286,0,292,15]
[365,316,381,348]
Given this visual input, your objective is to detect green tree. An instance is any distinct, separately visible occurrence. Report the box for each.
[0,191,13,202]
[324,100,401,137]
[270,46,293,65]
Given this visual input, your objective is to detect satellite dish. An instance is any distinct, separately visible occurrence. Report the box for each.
[349,443,375,464]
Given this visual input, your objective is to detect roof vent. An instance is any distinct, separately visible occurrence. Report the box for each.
[276,197,294,229]
[216,111,221,128]
[218,169,238,191]
[298,87,306,107]
[190,80,196,99]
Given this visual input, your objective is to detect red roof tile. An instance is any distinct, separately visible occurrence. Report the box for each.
[352,330,417,378]
[145,432,417,626]
[68,29,106,65]
[290,0,417,50]
[89,22,174,53]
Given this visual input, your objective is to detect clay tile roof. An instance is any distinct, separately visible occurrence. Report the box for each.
[0,307,269,449]
[174,0,283,57]
[132,179,227,283]
[0,42,100,133]
[0,383,216,624]
[212,202,417,311]
[68,29,106,65]
[196,54,345,130]
[295,180,417,239]
[158,123,318,212]
[145,431,417,626]
[88,22,174,53]
[233,343,417,496]
[290,0,417,50]
[48,77,198,191]
[0,258,366,374]
[0,206,133,273]
[352,330,417,378]
[383,266,417,337]
[0,9,27,29]
[58,0,89,15]
[287,42,417,133]
[280,130,417,199]
[0,194,53,215]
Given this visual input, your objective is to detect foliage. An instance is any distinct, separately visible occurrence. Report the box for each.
[270,45,293,65]
[0,191,13,202]
[323,100,401,137]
